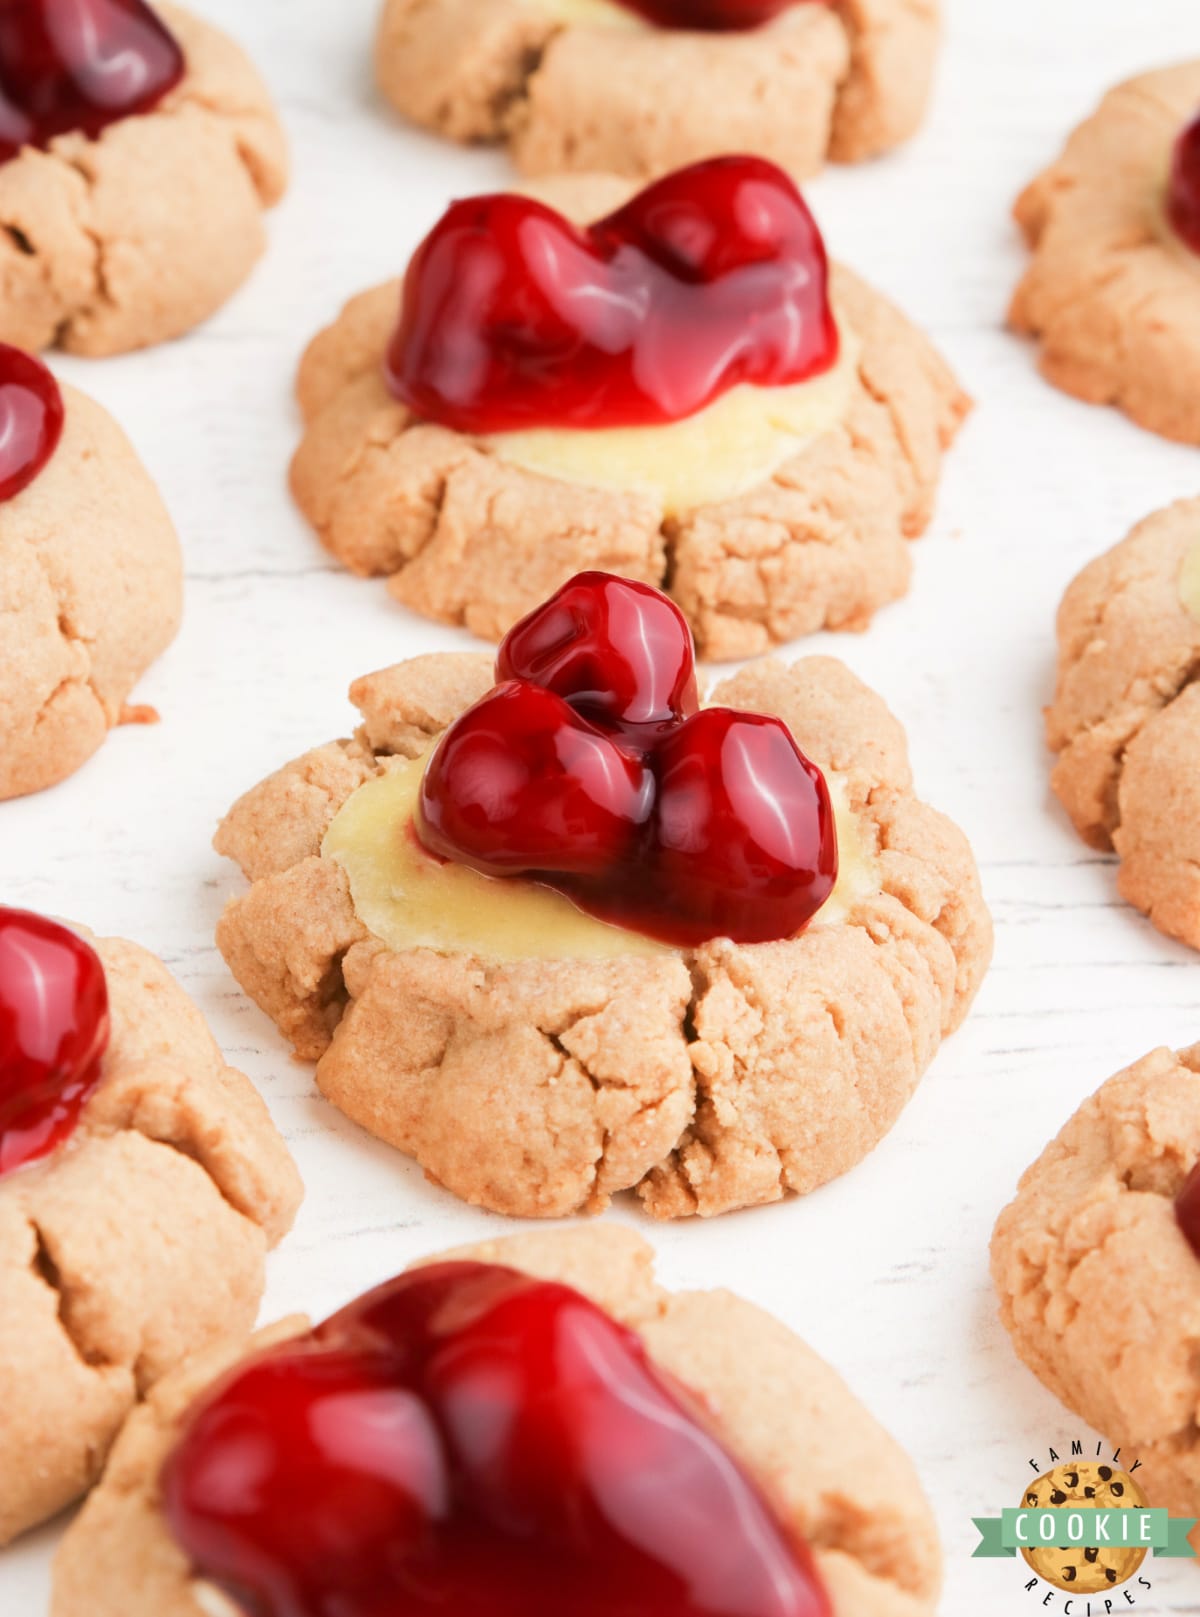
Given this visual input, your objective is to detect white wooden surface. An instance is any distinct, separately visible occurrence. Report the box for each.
[4,1,1200,1610]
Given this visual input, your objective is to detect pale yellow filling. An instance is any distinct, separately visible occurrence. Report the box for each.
[1179,538,1200,622]
[321,752,878,964]
[481,322,858,516]
[523,0,646,26]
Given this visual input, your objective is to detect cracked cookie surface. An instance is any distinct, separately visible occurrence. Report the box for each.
[213,650,991,1220]
[991,1044,1200,1552]
[1010,61,1200,443]
[291,173,968,662]
[51,1225,943,1617]
[0,927,302,1545]
[0,382,183,800]
[1046,499,1200,952]
[0,3,287,356]
[373,0,939,179]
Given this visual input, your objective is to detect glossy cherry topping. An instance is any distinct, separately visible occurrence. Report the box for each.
[1168,110,1200,257]
[0,343,64,501]
[162,1261,832,1617]
[417,573,837,947]
[0,908,109,1179]
[616,0,810,29]
[0,0,185,163]
[386,156,837,436]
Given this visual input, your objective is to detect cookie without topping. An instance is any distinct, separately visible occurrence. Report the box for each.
[52,1226,943,1617]
[991,1045,1200,1554]
[213,650,991,1220]
[291,173,968,662]
[1046,499,1200,952]
[1010,62,1200,443]
[0,381,183,799]
[0,927,302,1545]
[0,3,288,357]
[374,0,939,178]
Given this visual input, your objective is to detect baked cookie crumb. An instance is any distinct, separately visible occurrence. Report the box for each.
[1046,498,1200,952]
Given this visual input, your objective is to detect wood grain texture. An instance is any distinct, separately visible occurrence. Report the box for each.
[3,0,1200,1608]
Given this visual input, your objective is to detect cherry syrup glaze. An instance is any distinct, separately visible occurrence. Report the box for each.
[617,0,814,30]
[0,343,64,500]
[417,573,838,947]
[385,156,838,436]
[0,0,184,163]
[162,1261,832,1617]
[0,908,109,1179]
[1168,111,1200,257]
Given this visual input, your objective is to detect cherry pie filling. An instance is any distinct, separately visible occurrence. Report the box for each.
[414,572,838,948]
[0,907,109,1178]
[162,1261,833,1617]
[611,0,817,30]
[385,156,838,437]
[0,0,184,163]
[0,343,64,501]
[1167,110,1200,256]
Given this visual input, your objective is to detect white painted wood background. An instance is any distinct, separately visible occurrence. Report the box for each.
[4,0,1200,1609]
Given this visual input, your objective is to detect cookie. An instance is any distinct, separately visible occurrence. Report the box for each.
[0,1,288,357]
[1010,62,1200,443]
[0,347,183,800]
[1046,499,1200,951]
[0,909,302,1544]
[292,164,968,661]
[1020,1463,1147,1592]
[213,588,991,1220]
[373,0,939,178]
[51,1226,943,1617]
[991,1044,1200,1554]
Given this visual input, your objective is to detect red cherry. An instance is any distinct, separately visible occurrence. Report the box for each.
[386,156,837,435]
[617,0,811,27]
[646,708,837,945]
[0,0,184,162]
[1176,1160,1200,1257]
[0,343,64,502]
[417,680,654,878]
[497,572,699,732]
[0,907,109,1179]
[162,1262,832,1617]
[1168,110,1200,257]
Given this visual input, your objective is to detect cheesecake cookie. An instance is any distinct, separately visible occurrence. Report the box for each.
[0,908,302,1544]
[52,1226,943,1617]
[292,160,968,661]
[0,0,287,357]
[0,345,183,800]
[374,0,939,178]
[1046,499,1200,952]
[214,573,991,1220]
[1010,62,1200,443]
[991,1044,1200,1552]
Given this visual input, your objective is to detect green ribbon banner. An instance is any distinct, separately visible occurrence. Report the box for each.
[973,1509,1197,1559]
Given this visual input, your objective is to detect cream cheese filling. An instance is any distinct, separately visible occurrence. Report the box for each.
[480,320,859,516]
[1179,537,1200,622]
[321,750,879,964]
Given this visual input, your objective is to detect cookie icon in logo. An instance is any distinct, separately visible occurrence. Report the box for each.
[1019,1463,1148,1593]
